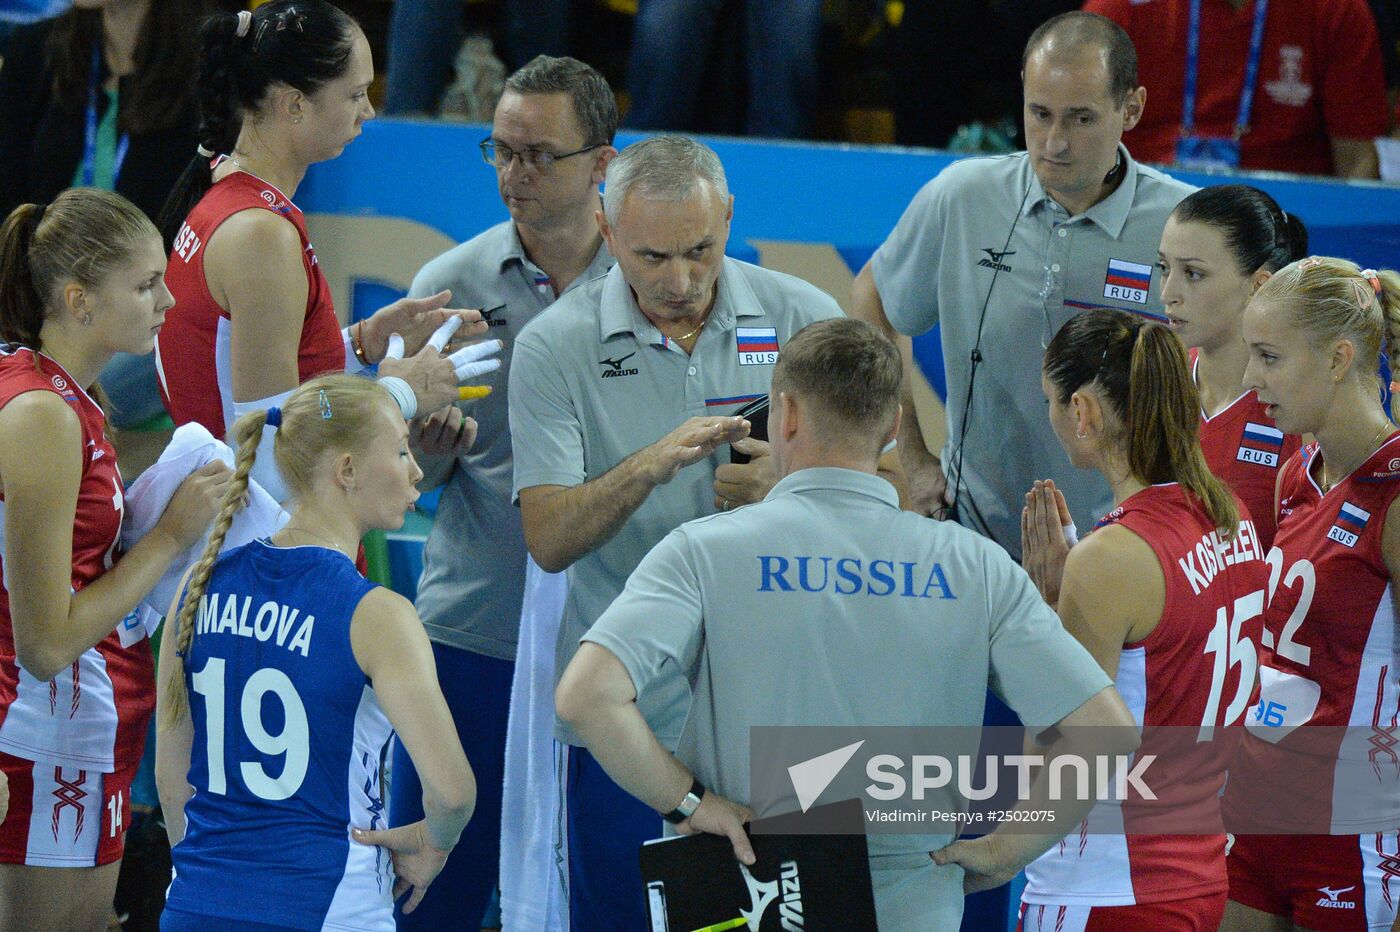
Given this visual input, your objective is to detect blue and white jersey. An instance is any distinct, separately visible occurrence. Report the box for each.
[166,541,394,931]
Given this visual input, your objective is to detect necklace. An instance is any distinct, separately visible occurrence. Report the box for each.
[670,312,709,343]
[280,525,345,553]
[1320,420,1394,492]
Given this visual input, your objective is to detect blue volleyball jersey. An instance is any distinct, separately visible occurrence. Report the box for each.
[166,541,395,931]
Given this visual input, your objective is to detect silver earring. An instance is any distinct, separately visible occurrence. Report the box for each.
[82,313,92,326]
[1076,428,1087,439]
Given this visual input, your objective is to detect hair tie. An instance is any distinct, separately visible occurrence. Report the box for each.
[1361,269,1383,298]
[265,406,282,428]
[196,144,215,159]
[235,10,253,38]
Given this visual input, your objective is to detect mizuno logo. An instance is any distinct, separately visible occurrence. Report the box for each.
[1316,885,1356,909]
[599,352,638,378]
[480,303,508,327]
[739,860,804,930]
[977,247,1016,273]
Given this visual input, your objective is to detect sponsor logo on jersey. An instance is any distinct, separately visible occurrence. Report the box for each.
[1236,421,1283,468]
[977,247,1016,273]
[480,303,509,328]
[1103,259,1152,304]
[1328,502,1370,548]
[598,352,638,378]
[1315,885,1356,909]
[739,860,804,930]
[737,327,780,366]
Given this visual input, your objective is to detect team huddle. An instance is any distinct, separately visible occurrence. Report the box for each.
[0,1,1396,931]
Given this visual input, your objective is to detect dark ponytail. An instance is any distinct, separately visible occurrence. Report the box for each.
[0,205,51,351]
[1045,310,1239,537]
[157,1,360,249]
[1171,184,1309,277]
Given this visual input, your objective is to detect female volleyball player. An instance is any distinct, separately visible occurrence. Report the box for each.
[155,1,495,501]
[156,375,475,930]
[1158,184,1308,551]
[1019,309,1269,931]
[1223,258,1400,932]
[0,189,228,930]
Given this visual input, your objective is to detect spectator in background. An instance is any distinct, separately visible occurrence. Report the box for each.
[383,0,569,115]
[623,0,823,138]
[0,0,215,428]
[1086,0,1389,177]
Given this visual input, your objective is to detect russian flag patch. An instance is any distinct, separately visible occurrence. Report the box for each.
[1328,501,1371,548]
[1103,258,1153,305]
[1237,421,1284,468]
[736,327,780,366]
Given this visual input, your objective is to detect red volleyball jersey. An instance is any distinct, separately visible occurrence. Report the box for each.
[156,169,343,438]
[1025,483,1268,907]
[1228,435,1400,835]
[1193,353,1302,553]
[0,348,152,772]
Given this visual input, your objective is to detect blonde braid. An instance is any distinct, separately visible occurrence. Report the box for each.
[158,411,266,730]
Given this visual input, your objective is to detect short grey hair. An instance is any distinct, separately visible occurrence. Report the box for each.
[502,55,618,146]
[601,136,729,225]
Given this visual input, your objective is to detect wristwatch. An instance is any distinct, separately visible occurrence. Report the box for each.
[663,777,706,824]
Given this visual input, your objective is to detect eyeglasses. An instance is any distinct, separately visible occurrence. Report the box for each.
[479,138,602,170]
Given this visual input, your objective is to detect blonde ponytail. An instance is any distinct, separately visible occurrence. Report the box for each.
[159,410,264,729]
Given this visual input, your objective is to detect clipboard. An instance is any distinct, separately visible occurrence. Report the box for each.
[639,799,877,932]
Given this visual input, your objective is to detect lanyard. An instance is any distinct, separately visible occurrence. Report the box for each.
[1182,0,1269,138]
[80,46,131,188]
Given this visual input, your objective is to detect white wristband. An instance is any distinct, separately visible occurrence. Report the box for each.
[377,376,417,420]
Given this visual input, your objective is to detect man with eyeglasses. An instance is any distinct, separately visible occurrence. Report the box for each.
[851,11,1194,562]
[509,135,847,932]
[390,54,617,932]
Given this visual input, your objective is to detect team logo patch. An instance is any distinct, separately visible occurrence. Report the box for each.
[1103,259,1152,304]
[1328,501,1370,548]
[736,327,780,366]
[1236,421,1283,468]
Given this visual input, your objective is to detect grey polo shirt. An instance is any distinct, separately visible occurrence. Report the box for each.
[583,467,1110,919]
[411,220,613,659]
[871,145,1194,559]
[509,257,843,746]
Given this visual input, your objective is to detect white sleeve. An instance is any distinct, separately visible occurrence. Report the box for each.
[231,388,296,504]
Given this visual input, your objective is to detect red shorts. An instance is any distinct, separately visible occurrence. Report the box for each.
[1018,893,1226,931]
[0,749,139,867]
[1227,833,1400,930]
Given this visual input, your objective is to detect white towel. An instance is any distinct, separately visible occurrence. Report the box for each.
[121,422,288,630]
[499,557,570,932]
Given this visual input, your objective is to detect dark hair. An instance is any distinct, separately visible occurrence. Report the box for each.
[1171,185,1309,276]
[46,0,215,135]
[1044,310,1238,536]
[503,55,619,146]
[0,189,157,353]
[157,1,360,248]
[1023,11,1139,104]
[771,317,901,457]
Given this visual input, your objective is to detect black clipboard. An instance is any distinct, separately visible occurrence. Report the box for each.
[639,799,877,932]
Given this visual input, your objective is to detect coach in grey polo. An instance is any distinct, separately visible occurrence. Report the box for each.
[854,12,1193,560]
[391,55,619,931]
[510,240,841,749]
[558,319,1124,931]
[510,134,844,932]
